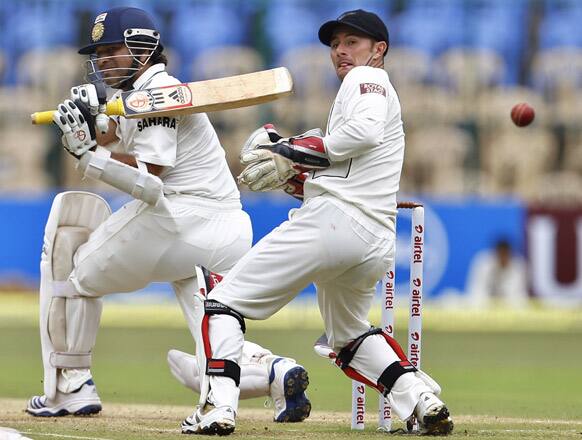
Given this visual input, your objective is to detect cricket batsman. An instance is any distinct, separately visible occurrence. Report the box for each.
[26,6,310,424]
[184,9,454,436]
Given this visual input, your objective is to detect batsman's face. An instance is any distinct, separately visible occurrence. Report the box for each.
[330,27,383,80]
[93,44,133,86]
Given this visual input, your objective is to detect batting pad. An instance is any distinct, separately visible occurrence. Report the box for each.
[39,191,111,399]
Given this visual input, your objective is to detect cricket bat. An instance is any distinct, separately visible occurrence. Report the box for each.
[31,67,293,125]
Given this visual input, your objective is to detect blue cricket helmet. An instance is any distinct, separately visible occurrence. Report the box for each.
[79,6,162,55]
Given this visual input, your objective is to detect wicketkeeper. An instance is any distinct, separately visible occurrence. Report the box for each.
[184,9,454,436]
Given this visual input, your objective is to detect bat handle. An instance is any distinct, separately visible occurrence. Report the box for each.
[30,110,57,125]
[30,99,125,125]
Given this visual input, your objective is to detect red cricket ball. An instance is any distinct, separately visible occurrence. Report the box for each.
[511,103,535,127]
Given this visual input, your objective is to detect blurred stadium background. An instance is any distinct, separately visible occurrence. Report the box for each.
[1,0,582,308]
[2,2,582,438]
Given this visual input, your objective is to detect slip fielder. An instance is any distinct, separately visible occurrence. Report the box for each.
[185,9,454,436]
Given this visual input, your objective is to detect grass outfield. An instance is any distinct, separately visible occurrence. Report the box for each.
[1,293,582,439]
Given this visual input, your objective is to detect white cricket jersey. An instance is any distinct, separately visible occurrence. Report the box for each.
[109,64,240,204]
[304,65,405,231]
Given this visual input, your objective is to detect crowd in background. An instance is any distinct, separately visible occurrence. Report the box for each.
[1,0,582,203]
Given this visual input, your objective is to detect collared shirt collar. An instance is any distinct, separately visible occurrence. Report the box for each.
[132,63,166,90]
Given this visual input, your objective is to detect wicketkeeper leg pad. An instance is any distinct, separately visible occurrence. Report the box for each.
[334,329,424,419]
[191,266,245,411]
[40,192,111,399]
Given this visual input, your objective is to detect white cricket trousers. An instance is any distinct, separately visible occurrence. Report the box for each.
[206,196,430,419]
[47,194,252,398]
[69,195,252,296]
[210,195,395,351]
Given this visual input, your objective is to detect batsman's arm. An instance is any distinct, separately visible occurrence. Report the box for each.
[109,152,164,176]
[31,98,125,125]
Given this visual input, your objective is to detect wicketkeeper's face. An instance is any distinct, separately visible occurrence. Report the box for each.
[329,26,385,80]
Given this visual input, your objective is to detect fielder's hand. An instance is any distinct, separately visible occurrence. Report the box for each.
[53,99,97,158]
[238,149,297,191]
[70,83,109,134]
[237,124,329,192]
[238,124,294,191]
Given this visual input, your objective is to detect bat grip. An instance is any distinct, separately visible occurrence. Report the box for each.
[30,99,125,125]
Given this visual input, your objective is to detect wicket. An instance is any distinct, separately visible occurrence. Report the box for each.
[350,202,425,432]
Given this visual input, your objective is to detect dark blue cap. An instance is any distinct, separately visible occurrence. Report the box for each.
[79,7,161,55]
[319,9,389,53]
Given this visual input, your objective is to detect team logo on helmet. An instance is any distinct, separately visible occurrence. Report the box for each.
[91,23,105,42]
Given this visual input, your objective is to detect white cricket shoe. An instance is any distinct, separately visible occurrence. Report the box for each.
[269,357,311,422]
[26,379,102,417]
[413,392,454,435]
[181,404,236,435]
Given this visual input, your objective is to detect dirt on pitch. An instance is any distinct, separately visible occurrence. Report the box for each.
[1,398,581,440]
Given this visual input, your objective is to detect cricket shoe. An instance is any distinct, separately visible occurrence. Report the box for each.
[269,357,311,422]
[26,379,102,417]
[413,392,454,435]
[181,403,236,435]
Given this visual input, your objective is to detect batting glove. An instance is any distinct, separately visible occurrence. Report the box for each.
[70,83,109,134]
[53,99,97,158]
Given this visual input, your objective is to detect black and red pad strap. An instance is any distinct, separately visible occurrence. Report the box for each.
[335,327,384,370]
[206,358,241,386]
[204,299,246,333]
[377,360,417,395]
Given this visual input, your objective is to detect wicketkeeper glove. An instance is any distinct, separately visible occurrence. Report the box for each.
[238,150,297,191]
[238,125,329,192]
[281,172,307,201]
[255,134,330,172]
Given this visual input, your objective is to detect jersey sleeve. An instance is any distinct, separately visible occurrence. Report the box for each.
[130,118,178,167]
[323,67,389,161]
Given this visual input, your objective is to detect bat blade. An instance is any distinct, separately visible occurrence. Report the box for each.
[121,67,293,118]
[31,67,293,124]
